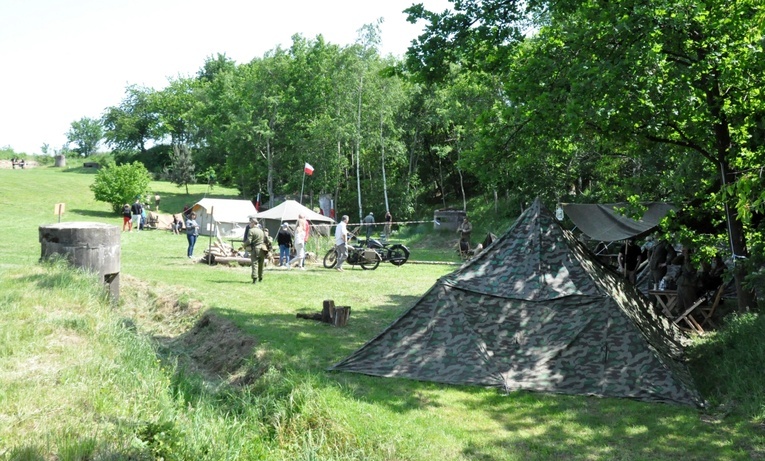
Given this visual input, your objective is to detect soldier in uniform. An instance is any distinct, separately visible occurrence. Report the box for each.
[247,217,267,284]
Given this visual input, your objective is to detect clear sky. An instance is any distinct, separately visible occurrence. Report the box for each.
[0,0,451,155]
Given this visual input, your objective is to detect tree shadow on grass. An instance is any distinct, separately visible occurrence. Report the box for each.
[456,390,762,461]
[70,208,115,218]
[140,288,761,461]
[60,166,100,174]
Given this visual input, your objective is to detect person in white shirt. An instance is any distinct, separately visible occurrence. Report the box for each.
[335,215,350,271]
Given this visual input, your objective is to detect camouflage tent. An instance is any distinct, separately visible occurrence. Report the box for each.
[330,198,702,406]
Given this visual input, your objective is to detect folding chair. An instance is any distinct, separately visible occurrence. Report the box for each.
[672,285,723,334]
[673,296,706,333]
[698,284,725,330]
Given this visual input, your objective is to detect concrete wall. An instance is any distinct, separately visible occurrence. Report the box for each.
[39,222,121,301]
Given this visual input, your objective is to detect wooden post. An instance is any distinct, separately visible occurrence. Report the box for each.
[54,203,65,223]
[208,206,215,266]
[322,300,335,323]
[333,306,350,327]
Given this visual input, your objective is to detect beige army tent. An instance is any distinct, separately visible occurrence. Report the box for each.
[191,198,257,239]
[256,199,335,237]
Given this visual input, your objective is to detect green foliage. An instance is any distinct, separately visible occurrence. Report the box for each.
[66,116,104,157]
[196,166,216,190]
[164,144,196,194]
[89,161,152,213]
[405,0,765,310]
[101,85,160,153]
[688,313,765,421]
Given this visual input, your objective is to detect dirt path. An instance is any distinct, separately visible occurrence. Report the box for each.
[0,159,39,169]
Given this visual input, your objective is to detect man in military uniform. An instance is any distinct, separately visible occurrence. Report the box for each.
[247,217,267,284]
[363,212,375,240]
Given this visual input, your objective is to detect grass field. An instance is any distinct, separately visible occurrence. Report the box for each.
[0,162,763,460]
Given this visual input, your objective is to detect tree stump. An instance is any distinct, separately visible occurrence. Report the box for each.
[333,306,351,327]
[322,300,335,323]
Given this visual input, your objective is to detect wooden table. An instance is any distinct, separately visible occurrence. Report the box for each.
[649,289,678,317]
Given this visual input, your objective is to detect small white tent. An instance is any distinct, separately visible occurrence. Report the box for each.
[191,198,257,239]
[256,200,335,237]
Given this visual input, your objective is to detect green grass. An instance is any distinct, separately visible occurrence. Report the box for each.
[0,165,764,459]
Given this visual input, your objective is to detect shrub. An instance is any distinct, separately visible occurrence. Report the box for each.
[90,161,152,213]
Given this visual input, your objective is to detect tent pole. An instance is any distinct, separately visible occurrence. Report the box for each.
[208,206,214,265]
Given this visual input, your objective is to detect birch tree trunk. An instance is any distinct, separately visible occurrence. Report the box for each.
[355,75,364,222]
[380,111,389,213]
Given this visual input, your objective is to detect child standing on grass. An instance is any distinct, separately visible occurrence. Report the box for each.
[121,204,132,231]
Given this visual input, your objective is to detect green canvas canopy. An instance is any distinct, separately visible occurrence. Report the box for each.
[330,198,702,406]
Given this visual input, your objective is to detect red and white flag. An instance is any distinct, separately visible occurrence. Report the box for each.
[304,162,314,176]
[255,192,261,211]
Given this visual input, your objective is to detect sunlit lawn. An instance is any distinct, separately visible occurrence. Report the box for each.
[0,164,763,460]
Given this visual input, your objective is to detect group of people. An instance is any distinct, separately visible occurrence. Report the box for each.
[615,234,728,313]
[120,194,164,232]
[361,210,394,240]
[10,158,26,169]
[243,214,311,283]
[121,198,147,232]
[182,207,393,279]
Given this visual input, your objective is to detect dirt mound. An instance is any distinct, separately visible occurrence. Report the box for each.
[118,274,204,336]
[169,312,257,381]
[119,274,259,385]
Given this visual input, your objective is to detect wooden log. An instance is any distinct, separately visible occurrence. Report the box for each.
[210,256,252,266]
[333,306,350,327]
[322,300,335,323]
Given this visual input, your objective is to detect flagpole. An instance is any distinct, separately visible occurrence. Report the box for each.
[300,169,306,204]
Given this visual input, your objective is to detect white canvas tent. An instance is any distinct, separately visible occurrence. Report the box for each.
[256,199,335,237]
[190,198,257,239]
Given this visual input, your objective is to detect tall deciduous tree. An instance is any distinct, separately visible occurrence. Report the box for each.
[102,85,160,155]
[408,0,764,311]
[66,117,103,157]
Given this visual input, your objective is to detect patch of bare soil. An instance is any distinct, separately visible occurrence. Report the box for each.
[119,274,204,337]
[167,312,258,384]
[119,274,260,386]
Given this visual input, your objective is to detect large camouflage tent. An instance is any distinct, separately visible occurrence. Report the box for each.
[331,199,702,406]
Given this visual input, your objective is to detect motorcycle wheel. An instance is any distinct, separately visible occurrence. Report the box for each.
[360,258,380,270]
[387,244,410,266]
[323,248,338,268]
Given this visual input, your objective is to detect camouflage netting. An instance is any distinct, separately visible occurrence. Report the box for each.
[330,198,702,407]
